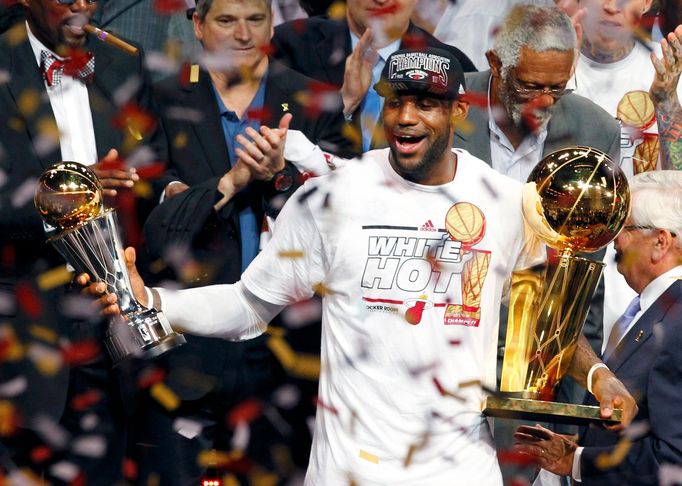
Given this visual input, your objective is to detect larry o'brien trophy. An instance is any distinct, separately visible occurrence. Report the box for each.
[34,162,186,364]
[482,147,630,425]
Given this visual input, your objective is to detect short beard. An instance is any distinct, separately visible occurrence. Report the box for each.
[498,81,553,134]
[389,121,452,183]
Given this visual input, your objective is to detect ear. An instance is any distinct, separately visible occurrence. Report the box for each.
[642,0,653,14]
[192,12,204,43]
[651,229,674,263]
[451,98,470,122]
[486,50,502,78]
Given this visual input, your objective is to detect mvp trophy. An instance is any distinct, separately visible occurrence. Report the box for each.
[483,147,630,425]
[35,162,186,364]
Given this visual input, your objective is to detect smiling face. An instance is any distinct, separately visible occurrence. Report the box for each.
[193,0,273,73]
[22,0,96,51]
[580,0,653,53]
[382,92,468,185]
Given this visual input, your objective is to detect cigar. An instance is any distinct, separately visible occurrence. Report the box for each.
[83,24,139,56]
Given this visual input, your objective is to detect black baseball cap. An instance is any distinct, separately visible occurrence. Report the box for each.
[374,47,466,100]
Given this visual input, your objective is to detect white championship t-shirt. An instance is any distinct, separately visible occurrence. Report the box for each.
[242,148,543,485]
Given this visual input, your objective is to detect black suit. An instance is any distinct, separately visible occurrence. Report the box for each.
[0,23,163,483]
[135,61,350,485]
[272,17,476,154]
[578,280,682,485]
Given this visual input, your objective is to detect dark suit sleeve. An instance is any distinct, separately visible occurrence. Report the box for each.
[581,311,682,484]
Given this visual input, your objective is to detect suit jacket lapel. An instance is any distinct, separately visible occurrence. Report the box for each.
[6,32,60,169]
[182,70,231,177]
[606,280,682,372]
[88,40,121,159]
[316,19,349,87]
[264,61,302,126]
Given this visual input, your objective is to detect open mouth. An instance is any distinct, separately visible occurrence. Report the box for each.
[394,134,426,153]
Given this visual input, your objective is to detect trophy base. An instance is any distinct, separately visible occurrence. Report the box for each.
[481,395,622,426]
[105,309,186,365]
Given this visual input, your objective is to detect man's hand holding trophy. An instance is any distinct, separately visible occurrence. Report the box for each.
[34,161,185,364]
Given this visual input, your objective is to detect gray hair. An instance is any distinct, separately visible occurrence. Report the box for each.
[194,0,272,21]
[630,170,682,249]
[492,4,577,73]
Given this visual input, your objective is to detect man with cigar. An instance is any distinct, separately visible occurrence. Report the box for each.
[271,0,476,154]
[87,46,636,485]
[0,0,162,481]
[514,170,682,485]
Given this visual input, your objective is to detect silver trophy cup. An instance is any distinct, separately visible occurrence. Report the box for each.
[35,162,185,364]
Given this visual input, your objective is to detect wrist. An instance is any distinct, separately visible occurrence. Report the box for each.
[587,363,609,395]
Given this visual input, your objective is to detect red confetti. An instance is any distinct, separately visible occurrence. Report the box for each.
[449,339,461,346]
[497,450,538,466]
[313,396,339,415]
[123,457,138,480]
[69,472,86,486]
[112,103,157,138]
[30,445,53,463]
[432,376,447,396]
[70,389,102,412]
[462,91,488,108]
[135,162,166,180]
[227,399,263,428]
[367,4,398,16]
[245,106,273,124]
[136,366,166,389]
[152,0,186,14]
[15,282,42,320]
[61,340,100,365]
[401,32,429,50]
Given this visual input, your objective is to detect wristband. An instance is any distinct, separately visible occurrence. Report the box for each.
[587,363,609,395]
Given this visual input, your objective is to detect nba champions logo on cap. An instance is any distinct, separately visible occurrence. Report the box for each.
[443,202,490,327]
[388,52,450,90]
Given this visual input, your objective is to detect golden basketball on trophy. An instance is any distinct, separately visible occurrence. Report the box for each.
[483,147,630,424]
[617,90,655,129]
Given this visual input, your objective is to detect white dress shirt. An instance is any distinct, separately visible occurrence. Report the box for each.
[26,22,98,166]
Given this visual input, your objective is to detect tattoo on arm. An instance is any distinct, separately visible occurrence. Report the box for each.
[566,333,601,388]
[657,98,682,170]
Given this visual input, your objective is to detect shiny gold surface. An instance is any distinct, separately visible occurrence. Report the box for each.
[492,147,630,424]
[34,162,103,230]
[482,396,622,425]
[523,146,630,253]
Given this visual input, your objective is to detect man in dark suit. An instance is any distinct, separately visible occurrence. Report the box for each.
[513,170,682,485]
[0,0,163,482]
[271,0,476,154]
[136,0,351,483]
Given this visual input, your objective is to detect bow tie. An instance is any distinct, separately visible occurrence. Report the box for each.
[40,50,95,87]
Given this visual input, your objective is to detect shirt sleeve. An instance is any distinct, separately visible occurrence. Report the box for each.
[572,446,584,482]
[241,183,327,306]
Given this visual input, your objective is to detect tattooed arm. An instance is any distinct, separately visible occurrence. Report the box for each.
[651,25,682,170]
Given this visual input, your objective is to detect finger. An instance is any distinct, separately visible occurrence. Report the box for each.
[102,148,119,163]
[75,273,91,287]
[651,51,666,76]
[356,27,373,56]
[235,147,270,178]
[245,127,273,154]
[661,38,675,69]
[278,112,293,135]
[599,396,614,419]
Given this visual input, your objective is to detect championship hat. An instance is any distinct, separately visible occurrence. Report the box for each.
[374,47,465,100]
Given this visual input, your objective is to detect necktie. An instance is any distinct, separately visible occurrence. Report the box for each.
[41,50,95,87]
[602,295,641,362]
[360,56,385,152]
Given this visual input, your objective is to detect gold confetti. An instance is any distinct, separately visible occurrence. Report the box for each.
[359,449,379,464]
[278,250,304,259]
[147,473,161,486]
[0,325,24,362]
[37,265,72,291]
[0,400,17,437]
[249,469,277,486]
[312,282,334,297]
[190,64,200,83]
[222,474,239,486]
[459,379,481,389]
[327,1,346,20]
[37,117,60,142]
[133,180,153,199]
[173,131,188,149]
[196,449,241,467]
[29,325,58,344]
[267,336,297,370]
[596,438,632,470]
[291,353,321,380]
[18,90,40,117]
[150,382,180,411]
[32,351,62,376]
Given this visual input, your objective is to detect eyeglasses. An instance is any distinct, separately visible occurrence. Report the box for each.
[507,69,572,99]
[55,0,98,5]
[623,225,678,237]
